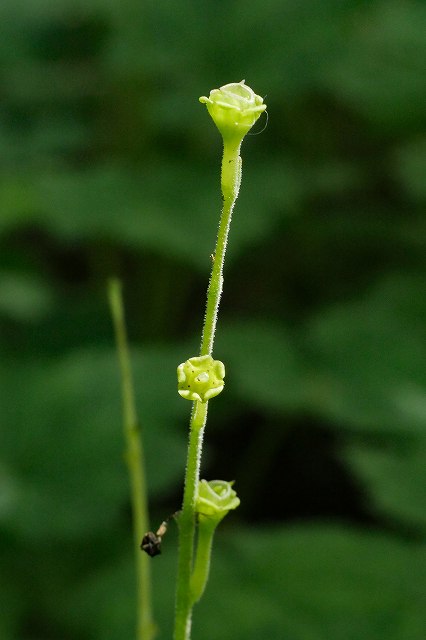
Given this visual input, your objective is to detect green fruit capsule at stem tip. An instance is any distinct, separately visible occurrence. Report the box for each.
[199,80,266,146]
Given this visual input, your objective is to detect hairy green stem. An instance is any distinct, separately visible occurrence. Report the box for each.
[174,141,242,640]
[200,142,242,356]
[108,278,156,640]
[174,401,207,640]
[189,519,217,605]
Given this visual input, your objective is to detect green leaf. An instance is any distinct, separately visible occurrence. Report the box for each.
[0,159,298,269]
[345,441,426,531]
[0,270,53,321]
[394,136,426,203]
[0,346,187,541]
[37,525,426,640]
[322,2,426,130]
[217,319,306,413]
[50,524,179,640]
[0,572,21,640]
[61,525,426,640]
[304,274,426,433]
[193,526,426,640]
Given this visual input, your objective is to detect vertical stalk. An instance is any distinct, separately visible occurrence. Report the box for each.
[108,278,156,640]
[200,142,242,356]
[189,518,217,605]
[174,141,241,640]
[174,402,207,640]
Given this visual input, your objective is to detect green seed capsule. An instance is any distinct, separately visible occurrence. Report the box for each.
[177,355,225,403]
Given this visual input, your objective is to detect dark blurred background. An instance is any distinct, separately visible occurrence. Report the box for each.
[1,1,425,639]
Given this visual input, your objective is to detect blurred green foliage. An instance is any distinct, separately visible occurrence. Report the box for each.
[0,0,425,638]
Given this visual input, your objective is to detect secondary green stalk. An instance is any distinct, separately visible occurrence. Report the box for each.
[191,480,240,605]
[189,518,216,605]
[108,278,155,640]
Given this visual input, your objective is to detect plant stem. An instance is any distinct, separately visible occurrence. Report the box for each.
[174,140,242,640]
[200,141,242,356]
[174,401,207,640]
[189,518,217,605]
[108,278,156,640]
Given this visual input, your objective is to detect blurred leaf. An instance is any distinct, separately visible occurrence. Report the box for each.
[304,274,426,433]
[57,527,179,640]
[393,136,426,203]
[60,525,426,640]
[39,549,139,640]
[0,161,297,268]
[322,1,426,130]
[0,176,41,230]
[0,271,53,321]
[0,345,188,541]
[214,0,355,96]
[345,441,426,531]
[0,117,90,166]
[0,576,21,640]
[0,464,19,519]
[217,319,306,413]
[194,526,426,640]
[216,274,426,435]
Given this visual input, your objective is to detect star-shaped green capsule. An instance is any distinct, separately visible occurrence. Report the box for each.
[177,355,225,403]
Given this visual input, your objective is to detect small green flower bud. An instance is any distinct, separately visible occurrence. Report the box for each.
[199,80,266,145]
[177,355,225,403]
[196,480,240,523]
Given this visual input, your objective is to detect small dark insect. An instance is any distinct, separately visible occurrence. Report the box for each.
[140,521,168,557]
[140,513,179,557]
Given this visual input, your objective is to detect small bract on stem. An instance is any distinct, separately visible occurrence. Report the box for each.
[173,81,266,640]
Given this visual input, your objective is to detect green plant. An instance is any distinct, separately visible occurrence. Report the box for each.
[110,81,266,640]
[173,81,266,640]
[1,5,426,638]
